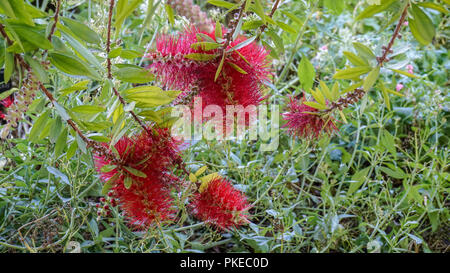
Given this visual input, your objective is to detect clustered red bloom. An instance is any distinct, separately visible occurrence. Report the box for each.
[0,96,14,119]
[282,96,338,139]
[190,178,251,230]
[94,128,181,228]
[147,26,271,111]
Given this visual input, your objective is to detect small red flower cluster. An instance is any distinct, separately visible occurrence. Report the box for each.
[147,26,271,111]
[282,96,338,139]
[0,96,13,120]
[94,128,250,230]
[94,128,181,228]
[190,178,251,230]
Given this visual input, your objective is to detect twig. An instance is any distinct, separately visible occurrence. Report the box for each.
[377,2,410,66]
[325,2,410,115]
[0,23,122,166]
[47,0,62,41]
[106,0,151,135]
[221,0,247,56]
[257,0,281,39]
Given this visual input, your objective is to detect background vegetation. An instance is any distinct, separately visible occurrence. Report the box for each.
[0,0,448,253]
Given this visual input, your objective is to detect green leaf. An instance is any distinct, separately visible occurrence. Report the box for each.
[61,17,101,44]
[227,62,247,74]
[379,82,391,110]
[48,52,101,80]
[324,0,346,14]
[60,32,103,70]
[54,128,68,157]
[54,101,71,121]
[319,81,333,101]
[108,47,122,58]
[227,36,257,53]
[29,110,50,143]
[190,42,222,51]
[276,21,297,34]
[102,172,121,195]
[409,4,435,46]
[120,49,143,59]
[124,176,132,189]
[9,24,52,50]
[24,55,49,83]
[379,166,406,179]
[215,54,225,81]
[362,66,380,91]
[114,66,155,83]
[215,21,223,39]
[60,80,90,96]
[353,42,376,62]
[123,86,181,108]
[333,66,372,79]
[195,166,208,177]
[356,0,396,21]
[242,19,264,30]
[390,68,419,79]
[417,2,448,14]
[347,167,370,195]
[3,49,14,83]
[207,0,235,9]
[303,101,327,110]
[71,105,105,114]
[298,56,315,91]
[265,30,284,54]
[165,4,175,26]
[184,53,218,61]
[114,0,144,34]
[7,0,34,25]
[253,0,266,24]
[343,51,368,66]
[381,129,396,157]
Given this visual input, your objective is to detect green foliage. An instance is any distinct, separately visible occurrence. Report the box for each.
[0,0,448,253]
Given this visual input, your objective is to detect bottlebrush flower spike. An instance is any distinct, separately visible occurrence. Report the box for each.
[282,96,338,139]
[190,177,251,230]
[112,176,176,227]
[94,127,182,227]
[146,26,271,111]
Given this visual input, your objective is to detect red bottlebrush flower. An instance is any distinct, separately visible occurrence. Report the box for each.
[147,26,271,111]
[0,96,13,120]
[113,175,176,227]
[190,178,251,230]
[93,127,182,227]
[282,96,338,139]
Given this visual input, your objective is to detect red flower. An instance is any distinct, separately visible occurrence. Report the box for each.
[93,127,182,227]
[147,26,271,111]
[0,96,13,120]
[282,96,338,139]
[1,96,13,108]
[112,175,176,228]
[190,178,251,230]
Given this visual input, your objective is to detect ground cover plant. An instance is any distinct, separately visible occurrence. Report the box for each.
[0,0,448,253]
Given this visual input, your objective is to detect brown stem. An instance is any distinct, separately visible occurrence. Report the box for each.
[326,2,410,114]
[377,2,410,66]
[106,0,114,79]
[106,0,150,134]
[258,0,281,38]
[47,0,62,41]
[221,0,247,56]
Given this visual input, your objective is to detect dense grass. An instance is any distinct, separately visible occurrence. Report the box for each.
[0,1,448,253]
